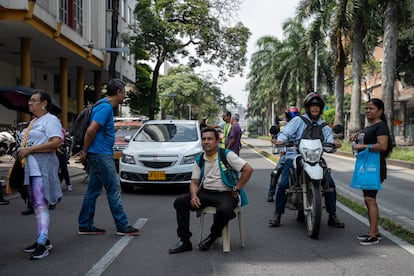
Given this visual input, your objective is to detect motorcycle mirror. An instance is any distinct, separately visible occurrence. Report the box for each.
[269,125,280,135]
[332,124,343,134]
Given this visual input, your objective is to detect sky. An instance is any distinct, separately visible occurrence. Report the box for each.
[219,0,301,107]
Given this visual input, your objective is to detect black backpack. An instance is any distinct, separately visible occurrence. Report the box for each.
[299,116,328,141]
[70,101,104,148]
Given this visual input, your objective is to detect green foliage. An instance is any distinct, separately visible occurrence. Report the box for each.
[125,63,154,116]
[396,1,414,87]
[157,67,236,120]
[321,108,335,125]
[129,0,251,119]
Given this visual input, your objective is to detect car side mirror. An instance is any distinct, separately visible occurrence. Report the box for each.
[124,135,131,142]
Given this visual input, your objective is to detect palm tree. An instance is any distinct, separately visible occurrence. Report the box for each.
[381,0,398,142]
[247,36,283,128]
[349,1,383,134]
[297,0,352,127]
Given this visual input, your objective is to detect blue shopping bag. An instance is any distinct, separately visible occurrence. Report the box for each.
[350,145,382,190]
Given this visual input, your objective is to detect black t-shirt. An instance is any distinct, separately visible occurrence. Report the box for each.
[356,121,390,182]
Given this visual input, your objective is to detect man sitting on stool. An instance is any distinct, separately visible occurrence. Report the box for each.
[169,127,253,254]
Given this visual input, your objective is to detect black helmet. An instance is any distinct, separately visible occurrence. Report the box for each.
[304,92,325,115]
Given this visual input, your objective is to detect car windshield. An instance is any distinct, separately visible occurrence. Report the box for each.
[115,126,140,138]
[134,123,198,142]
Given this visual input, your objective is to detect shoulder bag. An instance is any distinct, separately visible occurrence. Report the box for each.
[349,144,381,190]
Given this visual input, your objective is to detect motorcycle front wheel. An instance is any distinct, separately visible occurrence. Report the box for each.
[305,181,322,239]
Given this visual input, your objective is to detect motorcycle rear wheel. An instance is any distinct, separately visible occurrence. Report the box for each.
[305,181,322,239]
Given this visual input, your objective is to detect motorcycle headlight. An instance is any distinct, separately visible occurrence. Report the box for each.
[121,154,136,164]
[302,148,322,163]
[181,153,199,165]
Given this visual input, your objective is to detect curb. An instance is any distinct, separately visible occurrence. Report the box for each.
[334,151,414,170]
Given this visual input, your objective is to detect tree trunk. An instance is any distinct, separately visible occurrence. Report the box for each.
[149,59,164,120]
[349,13,364,134]
[110,0,120,116]
[333,49,345,129]
[109,0,119,80]
[382,0,397,144]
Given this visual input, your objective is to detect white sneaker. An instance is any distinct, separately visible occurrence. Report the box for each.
[67,185,73,192]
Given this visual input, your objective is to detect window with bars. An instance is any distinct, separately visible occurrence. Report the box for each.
[59,0,83,36]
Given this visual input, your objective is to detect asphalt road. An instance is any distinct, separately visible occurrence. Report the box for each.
[0,143,414,275]
[243,137,414,233]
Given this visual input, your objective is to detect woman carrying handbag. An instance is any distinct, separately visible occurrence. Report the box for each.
[350,98,393,245]
[17,90,63,260]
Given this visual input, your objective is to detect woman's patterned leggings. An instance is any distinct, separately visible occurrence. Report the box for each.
[27,176,49,245]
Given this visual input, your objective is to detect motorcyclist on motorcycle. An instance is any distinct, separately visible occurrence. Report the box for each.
[268,92,345,228]
[267,106,300,202]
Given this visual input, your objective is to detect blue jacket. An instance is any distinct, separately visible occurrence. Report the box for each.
[195,149,248,206]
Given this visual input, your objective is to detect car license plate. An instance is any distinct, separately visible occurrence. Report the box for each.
[114,151,122,159]
[148,171,166,180]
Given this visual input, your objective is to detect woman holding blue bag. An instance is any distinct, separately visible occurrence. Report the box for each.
[351,98,393,245]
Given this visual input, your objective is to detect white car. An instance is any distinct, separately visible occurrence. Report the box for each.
[119,120,202,192]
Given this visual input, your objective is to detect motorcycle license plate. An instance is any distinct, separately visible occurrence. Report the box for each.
[148,171,166,180]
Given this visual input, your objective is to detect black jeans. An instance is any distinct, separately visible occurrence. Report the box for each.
[173,189,238,240]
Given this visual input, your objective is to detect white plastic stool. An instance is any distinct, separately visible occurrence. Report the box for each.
[197,206,245,252]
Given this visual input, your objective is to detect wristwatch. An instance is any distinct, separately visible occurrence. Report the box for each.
[232,186,240,192]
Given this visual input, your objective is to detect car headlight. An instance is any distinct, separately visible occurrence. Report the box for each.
[181,153,200,165]
[302,148,321,163]
[121,154,136,164]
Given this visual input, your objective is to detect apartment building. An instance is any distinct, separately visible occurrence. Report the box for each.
[0,0,137,129]
[344,46,414,145]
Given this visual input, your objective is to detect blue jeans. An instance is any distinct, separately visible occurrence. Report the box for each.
[78,153,129,231]
[275,158,337,215]
[268,155,286,196]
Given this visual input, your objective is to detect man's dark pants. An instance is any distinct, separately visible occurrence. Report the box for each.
[173,189,238,240]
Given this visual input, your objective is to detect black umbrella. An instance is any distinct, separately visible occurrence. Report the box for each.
[0,86,61,115]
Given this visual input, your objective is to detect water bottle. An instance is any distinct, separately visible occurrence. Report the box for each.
[352,141,358,156]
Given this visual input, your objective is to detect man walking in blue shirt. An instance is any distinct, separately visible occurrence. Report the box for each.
[78,79,139,236]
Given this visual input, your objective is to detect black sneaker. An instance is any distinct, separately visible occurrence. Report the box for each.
[357,233,382,241]
[21,207,34,215]
[0,198,10,205]
[267,195,274,202]
[268,213,281,227]
[78,227,106,235]
[24,240,53,253]
[328,214,345,228]
[30,245,49,260]
[116,226,140,236]
[360,236,379,245]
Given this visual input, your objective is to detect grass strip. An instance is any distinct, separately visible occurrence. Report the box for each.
[337,194,414,245]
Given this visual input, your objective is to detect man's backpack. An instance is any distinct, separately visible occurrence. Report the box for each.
[197,147,231,172]
[299,116,328,141]
[70,101,104,148]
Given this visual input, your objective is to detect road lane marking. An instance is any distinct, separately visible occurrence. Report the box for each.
[85,218,148,276]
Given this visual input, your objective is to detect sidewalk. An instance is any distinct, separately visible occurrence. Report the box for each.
[242,137,414,169]
[0,155,86,200]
